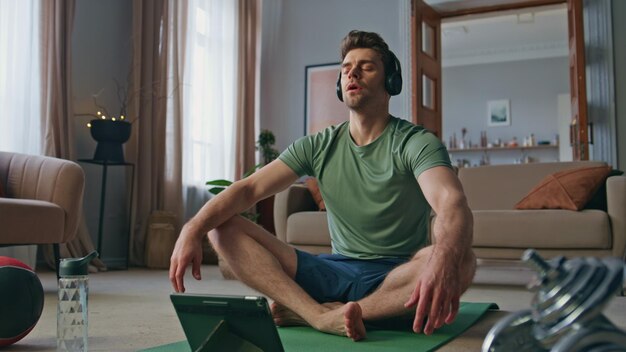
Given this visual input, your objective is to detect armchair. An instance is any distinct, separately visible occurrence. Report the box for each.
[0,152,85,275]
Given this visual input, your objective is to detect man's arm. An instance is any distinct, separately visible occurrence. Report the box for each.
[405,166,474,334]
[169,159,299,292]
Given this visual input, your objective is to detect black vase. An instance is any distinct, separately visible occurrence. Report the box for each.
[89,119,132,163]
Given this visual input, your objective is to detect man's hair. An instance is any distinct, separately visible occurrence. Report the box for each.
[340,30,394,73]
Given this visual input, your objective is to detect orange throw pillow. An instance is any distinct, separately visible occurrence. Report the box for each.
[304,178,326,211]
[515,165,612,211]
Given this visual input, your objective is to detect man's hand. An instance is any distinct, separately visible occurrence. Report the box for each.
[404,248,462,335]
[169,223,204,293]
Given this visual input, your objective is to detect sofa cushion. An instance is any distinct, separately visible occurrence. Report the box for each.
[515,165,612,211]
[286,212,330,246]
[472,209,610,249]
[0,198,65,243]
[583,169,624,211]
[458,161,607,210]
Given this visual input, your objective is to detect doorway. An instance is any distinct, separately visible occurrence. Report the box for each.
[413,0,593,164]
[441,4,570,167]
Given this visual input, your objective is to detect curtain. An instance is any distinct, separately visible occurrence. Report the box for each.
[39,0,106,271]
[181,0,262,213]
[41,0,75,160]
[235,0,261,179]
[127,0,260,264]
[127,0,186,265]
[181,0,239,222]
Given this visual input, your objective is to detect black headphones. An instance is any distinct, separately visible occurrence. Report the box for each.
[336,50,402,102]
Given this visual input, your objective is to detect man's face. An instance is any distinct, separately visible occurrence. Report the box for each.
[340,48,387,109]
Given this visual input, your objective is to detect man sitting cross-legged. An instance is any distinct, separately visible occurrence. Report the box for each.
[169,30,476,341]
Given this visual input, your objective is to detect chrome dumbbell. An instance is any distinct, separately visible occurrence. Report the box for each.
[482,249,626,352]
[481,309,547,352]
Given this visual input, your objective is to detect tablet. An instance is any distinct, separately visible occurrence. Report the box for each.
[170,293,284,352]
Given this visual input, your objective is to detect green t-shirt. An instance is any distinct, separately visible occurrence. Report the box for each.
[279,116,451,259]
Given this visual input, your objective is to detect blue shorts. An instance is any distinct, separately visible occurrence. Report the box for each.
[294,249,409,303]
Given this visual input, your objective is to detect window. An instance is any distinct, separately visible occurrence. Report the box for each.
[0,0,41,154]
[183,0,237,186]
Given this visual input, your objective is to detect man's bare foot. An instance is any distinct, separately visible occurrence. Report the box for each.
[271,302,343,327]
[314,302,366,341]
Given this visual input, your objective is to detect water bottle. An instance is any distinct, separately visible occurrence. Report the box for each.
[57,251,98,352]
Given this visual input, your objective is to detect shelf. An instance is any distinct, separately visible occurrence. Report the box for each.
[448,145,558,153]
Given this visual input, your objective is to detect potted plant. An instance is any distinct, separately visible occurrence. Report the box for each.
[257,129,279,165]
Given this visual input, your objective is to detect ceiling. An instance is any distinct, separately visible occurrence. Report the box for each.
[428,2,569,67]
[425,0,563,15]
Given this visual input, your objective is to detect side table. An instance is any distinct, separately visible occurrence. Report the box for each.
[78,159,134,269]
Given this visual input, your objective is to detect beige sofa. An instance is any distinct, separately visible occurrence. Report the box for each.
[274,161,626,261]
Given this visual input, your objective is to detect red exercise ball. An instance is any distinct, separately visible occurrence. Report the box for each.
[0,256,44,347]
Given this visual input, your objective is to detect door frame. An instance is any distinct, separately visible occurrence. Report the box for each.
[411,0,588,160]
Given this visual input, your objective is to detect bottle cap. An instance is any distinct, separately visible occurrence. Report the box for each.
[59,251,99,277]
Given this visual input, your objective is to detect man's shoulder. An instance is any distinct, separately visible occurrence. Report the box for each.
[305,120,349,147]
[390,116,441,147]
[391,116,429,136]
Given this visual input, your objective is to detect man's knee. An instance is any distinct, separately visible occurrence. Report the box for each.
[207,216,242,253]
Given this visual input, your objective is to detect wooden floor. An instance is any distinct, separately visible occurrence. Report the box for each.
[10,265,626,352]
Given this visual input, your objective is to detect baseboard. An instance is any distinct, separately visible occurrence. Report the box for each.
[473,260,536,286]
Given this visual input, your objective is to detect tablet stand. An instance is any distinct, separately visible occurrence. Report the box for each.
[195,320,263,352]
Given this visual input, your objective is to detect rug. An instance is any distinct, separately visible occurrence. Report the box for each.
[139,302,498,352]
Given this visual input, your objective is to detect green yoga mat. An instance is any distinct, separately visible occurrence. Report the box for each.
[140,302,498,352]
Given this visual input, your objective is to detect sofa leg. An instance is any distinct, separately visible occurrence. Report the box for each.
[53,243,60,279]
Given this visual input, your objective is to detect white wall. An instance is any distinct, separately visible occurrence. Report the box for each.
[442,57,569,165]
[260,0,410,151]
[69,0,133,264]
[442,56,569,164]
[72,0,133,160]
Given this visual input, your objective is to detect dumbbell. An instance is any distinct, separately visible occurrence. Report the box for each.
[482,249,626,352]
[481,309,547,351]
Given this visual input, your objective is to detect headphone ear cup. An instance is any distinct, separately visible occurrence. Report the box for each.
[385,52,403,96]
[386,73,402,96]
[336,71,343,102]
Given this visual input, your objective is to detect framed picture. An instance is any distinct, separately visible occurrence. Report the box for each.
[487,99,511,127]
[304,62,350,135]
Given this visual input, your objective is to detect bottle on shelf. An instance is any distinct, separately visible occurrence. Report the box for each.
[480,131,487,148]
[460,127,468,149]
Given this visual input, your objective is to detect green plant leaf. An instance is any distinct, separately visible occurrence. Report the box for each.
[208,187,226,195]
[206,179,233,186]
